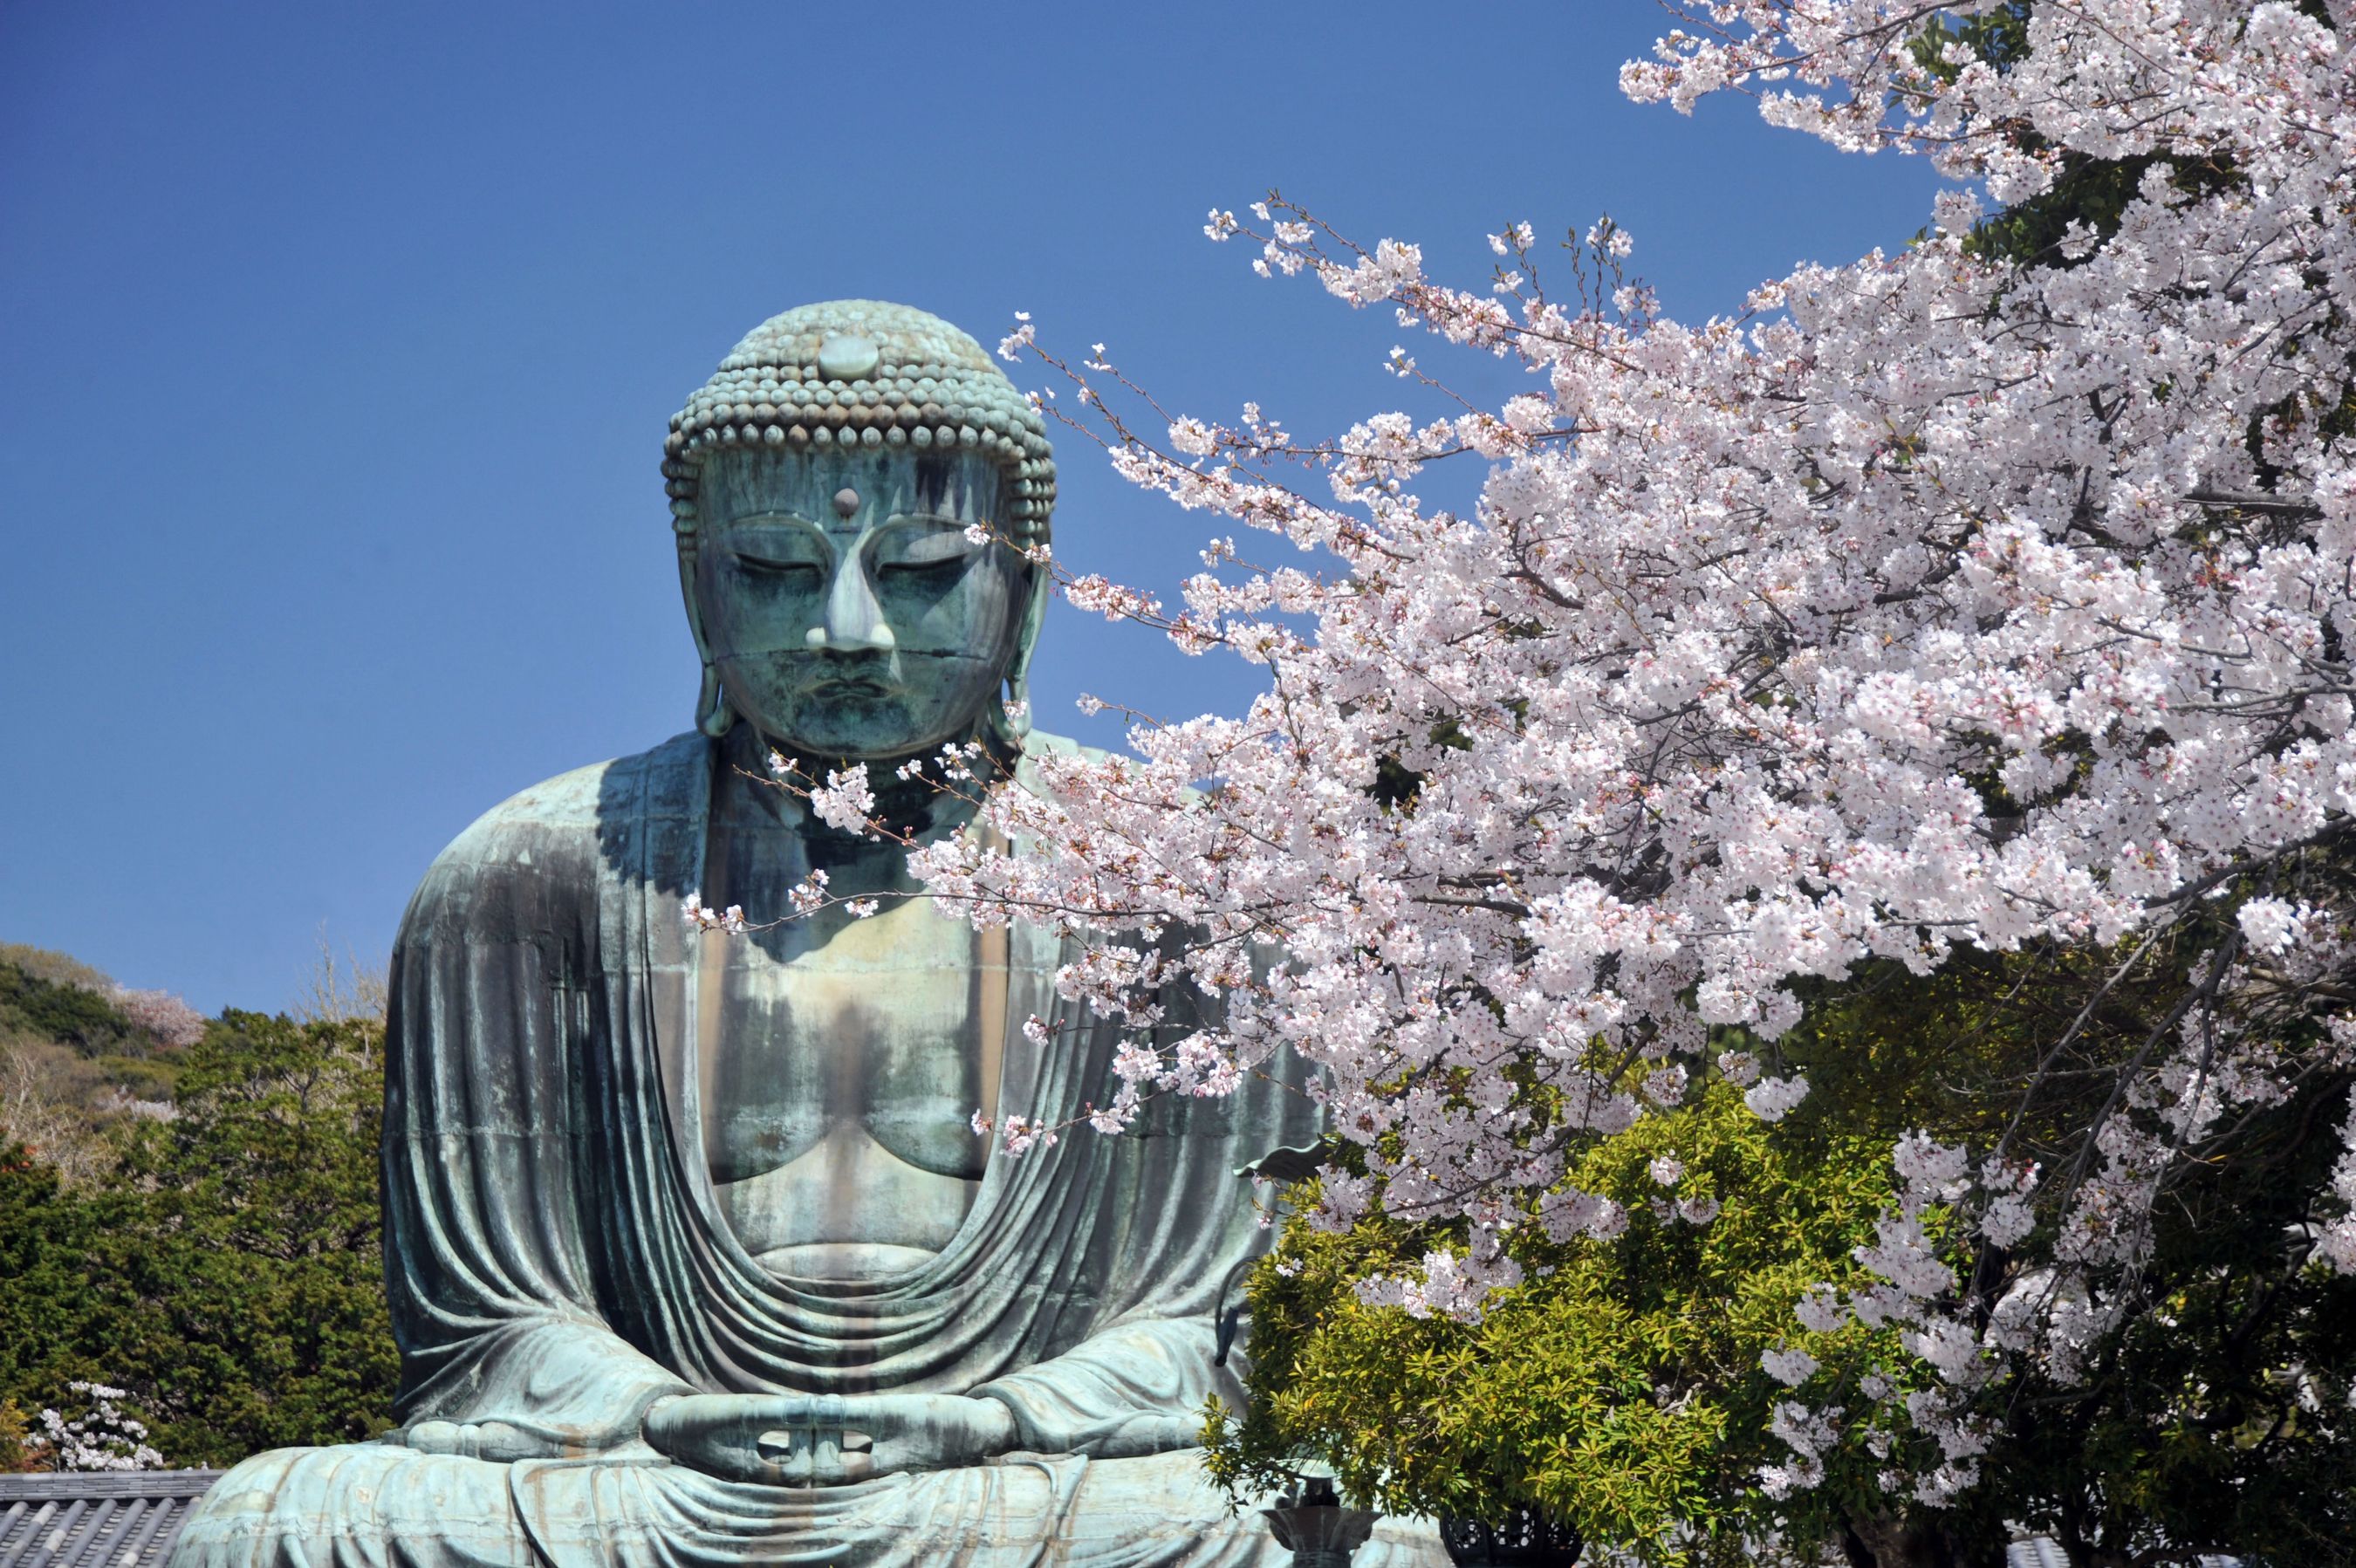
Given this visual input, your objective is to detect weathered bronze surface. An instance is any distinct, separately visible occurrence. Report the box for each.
[168,303,1439,1568]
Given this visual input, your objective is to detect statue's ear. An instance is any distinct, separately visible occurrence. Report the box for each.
[1010,558,1051,673]
[677,524,734,736]
[996,559,1052,743]
[676,526,708,658]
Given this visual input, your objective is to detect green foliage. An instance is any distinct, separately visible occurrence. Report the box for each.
[0,1400,32,1471]
[1371,717,1476,814]
[0,958,147,1058]
[0,944,115,995]
[1784,935,2356,1565]
[0,1011,398,1467]
[1211,910,2356,1564]
[0,1143,100,1414]
[1903,5,2243,277]
[1207,1085,1911,1566]
[1915,2,2355,480]
[1212,8,2356,1561]
[2,948,194,1182]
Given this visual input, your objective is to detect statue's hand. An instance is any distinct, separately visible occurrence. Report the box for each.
[642,1393,1017,1486]
[401,1419,551,1462]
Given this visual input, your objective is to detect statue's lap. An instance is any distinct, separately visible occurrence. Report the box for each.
[173,1443,1435,1568]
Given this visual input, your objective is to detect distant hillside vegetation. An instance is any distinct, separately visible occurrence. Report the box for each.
[1,944,396,1469]
[0,946,209,1184]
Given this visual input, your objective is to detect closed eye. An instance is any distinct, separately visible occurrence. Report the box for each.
[873,520,983,579]
[730,548,825,581]
[736,556,820,575]
[722,517,829,579]
[877,554,969,580]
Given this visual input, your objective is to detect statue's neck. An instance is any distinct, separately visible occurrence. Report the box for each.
[716,722,1017,846]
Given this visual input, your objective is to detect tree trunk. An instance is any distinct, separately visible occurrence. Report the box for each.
[1840,1513,1990,1568]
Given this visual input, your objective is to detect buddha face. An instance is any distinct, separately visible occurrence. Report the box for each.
[691,448,1034,759]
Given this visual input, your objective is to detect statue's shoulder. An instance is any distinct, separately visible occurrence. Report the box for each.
[1015,730,1197,804]
[403,733,709,932]
[1012,729,1113,792]
[449,731,706,844]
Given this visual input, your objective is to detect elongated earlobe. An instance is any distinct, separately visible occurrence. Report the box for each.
[696,661,734,737]
[680,533,733,738]
[1003,669,1033,739]
[985,568,1051,750]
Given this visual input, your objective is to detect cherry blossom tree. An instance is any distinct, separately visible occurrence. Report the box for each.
[108,988,209,1050]
[32,1382,164,1472]
[726,2,2356,1560]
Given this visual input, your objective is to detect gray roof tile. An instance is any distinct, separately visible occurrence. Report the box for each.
[0,1474,220,1568]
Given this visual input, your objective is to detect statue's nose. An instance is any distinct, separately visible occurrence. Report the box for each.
[805,558,896,654]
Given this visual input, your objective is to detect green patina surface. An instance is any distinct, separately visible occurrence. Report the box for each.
[167,302,1444,1568]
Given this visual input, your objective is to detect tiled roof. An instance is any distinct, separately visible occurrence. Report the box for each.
[0,1472,220,1568]
[0,1472,2250,1568]
[2007,1539,2243,1567]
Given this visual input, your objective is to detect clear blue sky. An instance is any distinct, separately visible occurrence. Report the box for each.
[0,2,1946,1013]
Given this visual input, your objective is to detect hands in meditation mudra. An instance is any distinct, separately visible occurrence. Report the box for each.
[171,303,1441,1568]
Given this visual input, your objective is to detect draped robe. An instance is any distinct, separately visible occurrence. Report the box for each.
[170,733,1441,1568]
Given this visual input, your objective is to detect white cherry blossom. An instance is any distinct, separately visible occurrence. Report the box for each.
[686,0,2356,1520]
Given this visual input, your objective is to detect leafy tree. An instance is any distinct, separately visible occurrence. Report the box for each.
[0,1011,398,1467]
[908,0,2356,1561]
[0,960,148,1058]
[0,1400,33,1471]
[1780,930,2356,1566]
[1209,1086,1914,1565]
[1208,899,2356,1566]
[0,945,116,996]
[98,1011,397,1462]
[0,1141,100,1440]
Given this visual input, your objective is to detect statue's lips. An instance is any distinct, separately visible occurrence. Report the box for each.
[806,675,900,700]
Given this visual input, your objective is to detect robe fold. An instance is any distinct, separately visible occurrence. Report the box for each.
[169,733,1438,1568]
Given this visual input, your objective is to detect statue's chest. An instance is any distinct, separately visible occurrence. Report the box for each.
[697,898,992,1184]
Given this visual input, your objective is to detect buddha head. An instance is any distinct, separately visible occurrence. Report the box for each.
[663,302,1056,760]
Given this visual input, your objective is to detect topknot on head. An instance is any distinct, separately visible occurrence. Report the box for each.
[662,300,1056,544]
